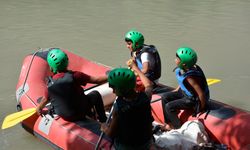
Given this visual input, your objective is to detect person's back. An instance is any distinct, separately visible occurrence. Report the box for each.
[115,92,153,146]
[48,70,94,121]
[36,48,107,122]
[48,71,84,120]
[101,65,154,150]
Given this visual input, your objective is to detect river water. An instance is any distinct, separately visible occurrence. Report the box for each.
[0,0,250,149]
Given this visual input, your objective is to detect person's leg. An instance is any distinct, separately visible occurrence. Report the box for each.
[87,90,107,122]
[164,98,196,129]
[161,90,183,124]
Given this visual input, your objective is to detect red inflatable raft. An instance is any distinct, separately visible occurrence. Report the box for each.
[16,49,250,149]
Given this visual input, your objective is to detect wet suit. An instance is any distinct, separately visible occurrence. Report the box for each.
[48,71,107,122]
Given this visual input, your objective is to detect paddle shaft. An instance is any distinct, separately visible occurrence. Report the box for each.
[151,78,221,104]
[95,100,116,150]
[94,79,220,148]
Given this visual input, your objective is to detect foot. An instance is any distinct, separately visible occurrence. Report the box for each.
[160,123,173,132]
[152,125,161,134]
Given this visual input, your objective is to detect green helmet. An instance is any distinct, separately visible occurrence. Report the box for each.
[125,30,144,51]
[47,48,68,73]
[176,47,197,69]
[108,68,136,96]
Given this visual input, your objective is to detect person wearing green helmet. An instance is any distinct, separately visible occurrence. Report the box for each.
[125,30,161,87]
[36,48,108,122]
[101,62,155,150]
[47,48,69,73]
[161,47,210,131]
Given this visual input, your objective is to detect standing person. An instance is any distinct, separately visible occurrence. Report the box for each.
[100,61,154,150]
[161,47,210,131]
[125,30,161,90]
[36,48,107,122]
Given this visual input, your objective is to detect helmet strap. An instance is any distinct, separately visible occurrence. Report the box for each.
[177,63,186,71]
[182,64,193,72]
[50,67,57,74]
[132,42,140,52]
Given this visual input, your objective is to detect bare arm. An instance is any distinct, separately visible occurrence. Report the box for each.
[132,64,153,89]
[126,57,150,74]
[172,85,180,92]
[128,60,153,98]
[141,62,150,74]
[88,75,107,85]
[186,77,206,110]
[100,110,118,138]
[36,97,49,115]
[140,52,151,74]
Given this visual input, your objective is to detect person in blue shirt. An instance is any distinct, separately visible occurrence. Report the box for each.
[161,47,210,131]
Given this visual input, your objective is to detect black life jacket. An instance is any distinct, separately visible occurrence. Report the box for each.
[48,72,86,120]
[134,44,161,81]
[115,92,154,145]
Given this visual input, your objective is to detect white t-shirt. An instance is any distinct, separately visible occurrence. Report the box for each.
[140,52,155,70]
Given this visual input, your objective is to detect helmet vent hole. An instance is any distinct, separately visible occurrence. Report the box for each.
[118,72,121,76]
[122,72,125,76]
[185,51,188,54]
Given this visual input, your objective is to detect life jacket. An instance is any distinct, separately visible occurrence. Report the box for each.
[175,65,210,101]
[48,72,86,120]
[133,44,161,81]
[115,92,154,145]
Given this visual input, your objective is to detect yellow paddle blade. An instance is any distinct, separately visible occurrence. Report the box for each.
[2,108,36,130]
[206,78,221,86]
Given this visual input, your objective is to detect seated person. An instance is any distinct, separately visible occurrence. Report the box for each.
[125,29,161,91]
[101,62,154,150]
[161,47,210,130]
[36,48,107,122]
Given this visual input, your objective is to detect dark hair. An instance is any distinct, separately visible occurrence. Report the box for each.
[125,38,132,43]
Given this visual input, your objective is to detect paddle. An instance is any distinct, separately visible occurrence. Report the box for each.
[94,79,221,148]
[1,79,220,131]
[151,78,221,104]
[95,99,117,150]
[206,78,221,86]
[1,108,36,130]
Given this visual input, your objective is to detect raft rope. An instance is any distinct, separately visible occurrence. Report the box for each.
[21,48,43,107]
[20,48,99,147]
[22,48,42,92]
